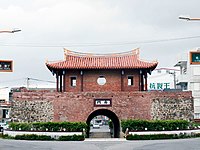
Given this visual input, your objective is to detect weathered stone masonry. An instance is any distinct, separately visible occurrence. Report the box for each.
[10,90,193,122]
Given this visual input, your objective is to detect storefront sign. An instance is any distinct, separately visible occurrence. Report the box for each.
[149,82,170,90]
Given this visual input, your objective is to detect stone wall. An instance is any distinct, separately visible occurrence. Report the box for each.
[11,98,54,122]
[10,90,193,122]
[151,95,193,120]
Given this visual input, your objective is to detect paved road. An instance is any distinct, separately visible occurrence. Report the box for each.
[1,138,200,150]
[90,125,110,133]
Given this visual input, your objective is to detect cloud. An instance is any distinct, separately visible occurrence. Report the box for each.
[0,0,200,87]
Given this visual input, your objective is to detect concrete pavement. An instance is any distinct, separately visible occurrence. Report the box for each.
[1,138,200,150]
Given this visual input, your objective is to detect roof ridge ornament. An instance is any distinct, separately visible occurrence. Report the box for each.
[133,48,140,58]
[63,48,140,57]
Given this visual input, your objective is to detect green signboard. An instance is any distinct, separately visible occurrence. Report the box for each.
[149,82,170,90]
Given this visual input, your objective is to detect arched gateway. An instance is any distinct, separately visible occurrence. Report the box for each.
[86,109,120,138]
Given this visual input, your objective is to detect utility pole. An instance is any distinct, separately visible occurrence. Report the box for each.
[173,71,176,89]
[169,71,176,89]
[27,78,30,89]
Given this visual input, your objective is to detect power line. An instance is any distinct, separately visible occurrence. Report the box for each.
[0,35,200,48]
[0,78,25,83]
[0,77,55,84]
[27,77,55,83]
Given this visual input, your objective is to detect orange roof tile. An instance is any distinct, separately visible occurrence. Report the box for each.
[46,49,158,70]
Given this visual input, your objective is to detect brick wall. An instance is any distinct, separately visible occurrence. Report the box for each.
[64,69,140,92]
[10,91,193,122]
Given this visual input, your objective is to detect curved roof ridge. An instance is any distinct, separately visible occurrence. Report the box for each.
[64,48,140,58]
[46,48,158,70]
[138,57,158,64]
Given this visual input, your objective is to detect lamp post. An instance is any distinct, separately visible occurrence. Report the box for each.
[0,29,21,72]
[179,16,200,21]
[0,29,21,33]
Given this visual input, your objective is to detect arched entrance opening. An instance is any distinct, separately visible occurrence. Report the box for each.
[86,109,120,138]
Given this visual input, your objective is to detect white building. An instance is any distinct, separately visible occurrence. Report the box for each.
[0,87,11,123]
[175,49,200,119]
[148,68,180,91]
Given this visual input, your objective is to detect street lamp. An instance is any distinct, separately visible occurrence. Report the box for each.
[0,28,21,72]
[179,16,200,21]
[0,29,21,33]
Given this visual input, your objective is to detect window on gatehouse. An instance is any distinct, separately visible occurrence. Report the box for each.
[97,75,106,85]
[128,76,134,86]
[70,77,77,87]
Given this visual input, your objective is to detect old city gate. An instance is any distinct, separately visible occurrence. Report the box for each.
[11,49,193,138]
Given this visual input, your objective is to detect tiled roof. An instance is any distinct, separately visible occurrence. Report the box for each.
[46,49,158,70]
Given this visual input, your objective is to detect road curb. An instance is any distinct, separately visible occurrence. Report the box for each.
[85,138,126,142]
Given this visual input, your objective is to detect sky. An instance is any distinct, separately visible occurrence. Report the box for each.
[0,0,200,88]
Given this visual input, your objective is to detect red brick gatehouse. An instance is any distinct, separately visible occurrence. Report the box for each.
[46,48,157,92]
[11,48,193,138]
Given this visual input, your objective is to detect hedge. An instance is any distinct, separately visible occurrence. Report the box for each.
[58,135,85,141]
[8,122,88,132]
[15,134,52,141]
[126,133,200,140]
[121,119,190,133]
[4,134,84,141]
[126,134,176,140]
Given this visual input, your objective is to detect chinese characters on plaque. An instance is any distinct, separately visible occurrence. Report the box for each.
[94,99,112,107]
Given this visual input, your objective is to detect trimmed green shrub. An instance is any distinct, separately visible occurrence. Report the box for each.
[2,134,14,139]
[58,135,84,141]
[9,122,32,131]
[121,119,190,133]
[9,122,88,132]
[14,134,52,141]
[126,133,192,140]
[11,134,84,141]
